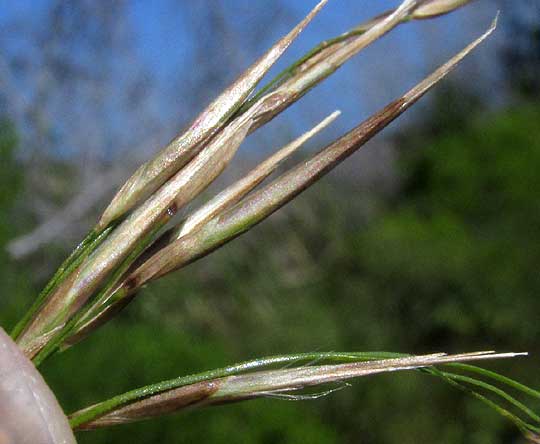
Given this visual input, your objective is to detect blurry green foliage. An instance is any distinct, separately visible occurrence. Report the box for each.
[1,102,539,443]
[0,120,33,328]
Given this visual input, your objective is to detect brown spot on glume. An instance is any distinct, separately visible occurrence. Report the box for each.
[123,276,138,292]
[166,202,178,218]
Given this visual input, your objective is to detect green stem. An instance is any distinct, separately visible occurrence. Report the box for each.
[238,28,367,116]
[69,351,407,429]
[440,371,540,424]
[237,14,416,116]
[448,363,540,399]
[70,353,540,434]
[426,368,540,435]
[32,219,167,366]
[11,228,102,340]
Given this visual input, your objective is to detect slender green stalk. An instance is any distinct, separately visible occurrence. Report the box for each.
[427,368,540,435]
[62,218,170,352]
[22,59,329,358]
[32,218,168,366]
[69,351,401,429]
[10,229,97,340]
[448,363,540,399]
[241,0,418,132]
[11,227,112,340]
[239,0,473,115]
[16,0,480,357]
[6,1,537,441]
[440,372,540,424]
[239,30,372,115]
[69,351,527,430]
[21,5,332,355]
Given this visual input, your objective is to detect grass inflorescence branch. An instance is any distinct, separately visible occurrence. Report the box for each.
[7,0,539,439]
[69,351,533,431]
[60,16,497,348]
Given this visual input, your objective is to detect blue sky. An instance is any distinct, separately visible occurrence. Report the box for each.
[0,1,504,159]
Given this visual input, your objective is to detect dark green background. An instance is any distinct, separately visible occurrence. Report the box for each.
[1,1,539,442]
[2,97,539,443]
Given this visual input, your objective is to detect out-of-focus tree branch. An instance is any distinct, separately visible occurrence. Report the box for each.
[6,167,123,259]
